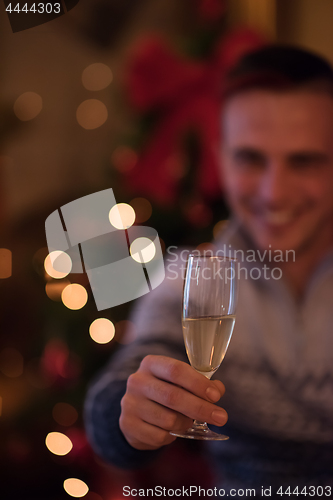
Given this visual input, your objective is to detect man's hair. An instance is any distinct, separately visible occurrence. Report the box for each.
[224,45,333,98]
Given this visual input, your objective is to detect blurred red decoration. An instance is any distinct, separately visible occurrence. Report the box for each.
[124,28,265,206]
[41,339,81,385]
[197,0,226,22]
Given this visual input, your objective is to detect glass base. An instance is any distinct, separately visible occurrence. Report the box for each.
[170,421,229,441]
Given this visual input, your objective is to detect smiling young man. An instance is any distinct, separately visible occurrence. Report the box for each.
[85,46,333,494]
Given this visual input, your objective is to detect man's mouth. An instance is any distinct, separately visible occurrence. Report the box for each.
[260,209,295,226]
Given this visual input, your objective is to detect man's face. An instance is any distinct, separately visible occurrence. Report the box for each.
[222,89,333,253]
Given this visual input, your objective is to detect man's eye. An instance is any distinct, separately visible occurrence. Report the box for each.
[233,151,266,170]
[290,154,327,172]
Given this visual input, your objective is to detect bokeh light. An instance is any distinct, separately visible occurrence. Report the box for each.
[89,318,115,344]
[82,63,113,91]
[130,198,152,223]
[45,432,73,456]
[46,280,70,301]
[53,402,78,426]
[61,284,88,310]
[130,237,156,263]
[109,203,135,229]
[44,251,72,279]
[76,99,108,130]
[115,320,137,345]
[0,248,12,278]
[111,146,138,172]
[13,91,42,121]
[213,220,229,239]
[63,478,89,498]
[0,348,24,378]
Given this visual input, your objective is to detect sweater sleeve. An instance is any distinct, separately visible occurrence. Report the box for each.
[84,260,187,468]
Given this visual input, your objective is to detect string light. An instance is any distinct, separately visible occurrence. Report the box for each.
[63,478,89,498]
[61,284,88,310]
[130,237,156,264]
[76,99,108,130]
[82,63,113,91]
[44,251,72,279]
[13,91,42,121]
[89,318,115,344]
[45,432,73,456]
[109,203,135,229]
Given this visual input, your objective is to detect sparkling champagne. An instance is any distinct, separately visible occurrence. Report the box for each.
[182,316,235,377]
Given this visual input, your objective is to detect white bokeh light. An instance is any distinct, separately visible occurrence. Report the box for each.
[109,203,135,229]
[44,251,72,279]
[130,237,156,263]
[89,318,115,344]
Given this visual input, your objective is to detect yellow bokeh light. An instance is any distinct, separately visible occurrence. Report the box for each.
[62,284,88,310]
[109,203,135,230]
[63,478,89,498]
[46,280,70,301]
[130,237,156,264]
[76,99,108,130]
[14,92,42,121]
[44,251,72,279]
[45,432,73,456]
[82,63,113,91]
[89,318,115,344]
[0,248,12,278]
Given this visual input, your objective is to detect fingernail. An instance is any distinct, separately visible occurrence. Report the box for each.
[212,410,227,425]
[206,387,221,402]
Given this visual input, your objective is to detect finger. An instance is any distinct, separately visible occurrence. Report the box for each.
[141,375,228,427]
[122,392,192,431]
[140,355,224,403]
[211,379,226,397]
[134,397,193,431]
[120,413,177,450]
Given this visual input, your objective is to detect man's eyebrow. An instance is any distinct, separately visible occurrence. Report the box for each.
[287,151,330,163]
[230,147,266,160]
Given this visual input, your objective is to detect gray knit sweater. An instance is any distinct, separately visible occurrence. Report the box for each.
[85,221,333,489]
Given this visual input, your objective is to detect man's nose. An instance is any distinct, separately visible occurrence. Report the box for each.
[259,161,288,207]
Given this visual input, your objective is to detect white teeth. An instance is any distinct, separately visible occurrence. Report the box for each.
[262,210,294,225]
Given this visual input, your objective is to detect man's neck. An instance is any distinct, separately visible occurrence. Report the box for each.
[279,231,333,300]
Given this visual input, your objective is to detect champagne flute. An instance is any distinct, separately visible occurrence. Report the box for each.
[170,254,237,440]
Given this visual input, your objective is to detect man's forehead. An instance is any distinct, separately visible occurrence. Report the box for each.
[222,89,333,148]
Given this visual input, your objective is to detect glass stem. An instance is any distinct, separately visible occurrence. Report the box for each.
[192,420,209,430]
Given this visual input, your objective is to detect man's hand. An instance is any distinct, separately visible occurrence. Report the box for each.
[119,355,228,450]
